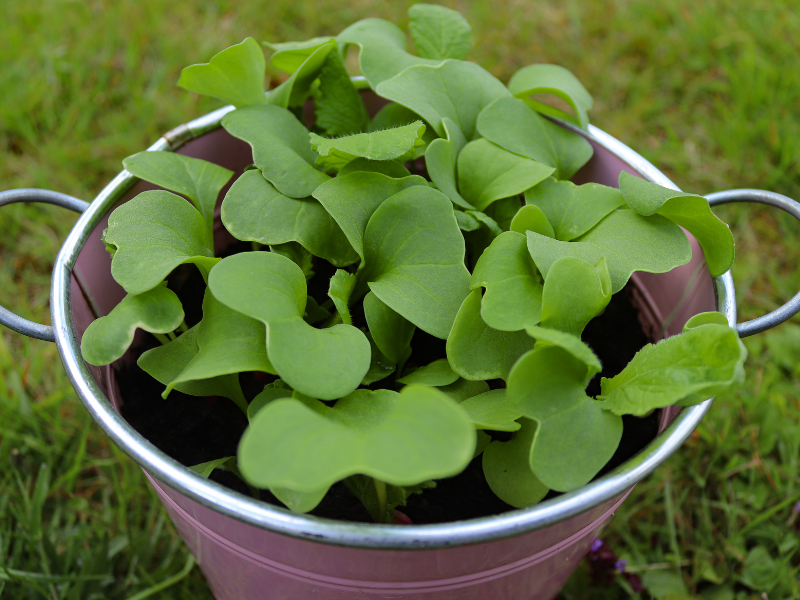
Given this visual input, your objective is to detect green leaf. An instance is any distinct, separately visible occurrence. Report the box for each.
[309,121,426,173]
[328,270,357,325]
[408,4,472,60]
[459,389,522,431]
[524,177,625,241]
[138,324,247,408]
[470,231,543,332]
[482,419,549,508]
[104,191,219,295]
[209,252,370,400]
[599,323,747,416]
[271,486,330,513]
[457,138,554,212]
[312,172,428,260]
[438,378,490,402]
[369,103,439,159]
[221,170,358,267]
[683,311,729,331]
[268,317,372,400]
[447,289,536,380]
[527,209,692,294]
[161,290,272,409]
[122,151,233,251]
[376,59,510,140]
[247,386,293,420]
[540,257,612,336]
[265,36,335,74]
[425,141,459,203]
[238,386,475,491]
[508,64,594,129]
[314,49,370,136]
[362,186,471,339]
[363,292,415,364]
[477,96,593,180]
[209,250,306,321]
[397,358,459,386]
[177,38,266,108]
[222,104,329,199]
[81,286,184,366]
[190,457,235,478]
[337,157,411,178]
[524,324,603,377]
[507,343,622,491]
[270,242,315,281]
[619,171,735,277]
[510,205,555,238]
[266,40,337,108]
[337,18,441,88]
[362,332,396,385]
[425,119,473,209]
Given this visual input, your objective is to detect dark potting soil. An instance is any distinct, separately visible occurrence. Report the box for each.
[118,266,658,525]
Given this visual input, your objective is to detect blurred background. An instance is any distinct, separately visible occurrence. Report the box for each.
[1,0,799,598]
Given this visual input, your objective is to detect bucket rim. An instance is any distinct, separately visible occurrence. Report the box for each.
[51,86,736,550]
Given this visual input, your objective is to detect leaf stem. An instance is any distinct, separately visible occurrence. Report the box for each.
[178,320,189,333]
[153,333,171,345]
[166,331,177,341]
[373,478,388,524]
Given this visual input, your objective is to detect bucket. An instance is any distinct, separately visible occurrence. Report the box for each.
[3,94,800,599]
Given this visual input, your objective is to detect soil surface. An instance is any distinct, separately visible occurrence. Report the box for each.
[118,264,657,524]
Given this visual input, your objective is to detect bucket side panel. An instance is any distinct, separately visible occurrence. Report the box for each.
[149,473,626,600]
[148,474,624,584]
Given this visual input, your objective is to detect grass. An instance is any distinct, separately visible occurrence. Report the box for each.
[1,0,799,598]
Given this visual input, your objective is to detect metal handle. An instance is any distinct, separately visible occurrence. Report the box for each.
[706,188,800,338]
[0,189,90,342]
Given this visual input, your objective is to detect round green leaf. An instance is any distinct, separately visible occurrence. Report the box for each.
[222,104,329,199]
[362,186,471,339]
[267,316,371,400]
[238,386,475,491]
[508,64,593,129]
[540,256,612,337]
[177,38,267,108]
[397,358,459,386]
[138,325,247,409]
[482,418,549,508]
[527,209,692,294]
[81,286,184,366]
[208,251,307,324]
[471,231,543,332]
[222,170,358,267]
[447,289,536,381]
[376,59,509,139]
[457,138,554,211]
[363,292,415,364]
[524,177,624,241]
[103,190,219,295]
[459,389,522,431]
[507,344,622,491]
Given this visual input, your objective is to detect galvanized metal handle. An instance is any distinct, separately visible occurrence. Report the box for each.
[0,189,90,342]
[706,188,800,338]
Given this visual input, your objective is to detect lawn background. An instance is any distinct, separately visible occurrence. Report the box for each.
[1,0,799,598]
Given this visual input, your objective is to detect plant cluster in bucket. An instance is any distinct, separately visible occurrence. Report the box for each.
[81,4,747,523]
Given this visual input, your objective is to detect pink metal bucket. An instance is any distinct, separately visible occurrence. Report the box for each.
[63,117,719,600]
[5,86,799,598]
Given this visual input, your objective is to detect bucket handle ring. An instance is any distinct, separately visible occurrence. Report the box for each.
[707,188,800,338]
[0,189,90,342]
